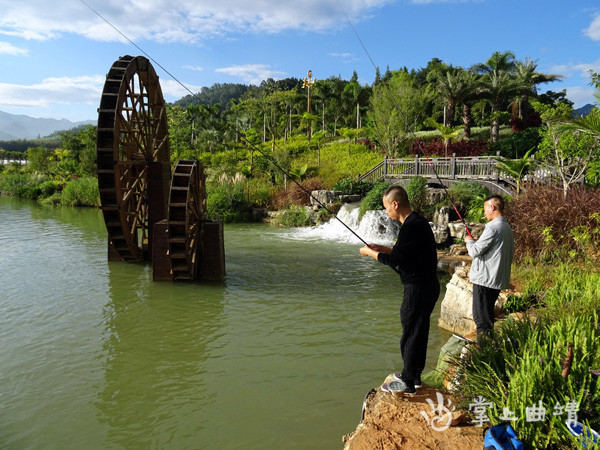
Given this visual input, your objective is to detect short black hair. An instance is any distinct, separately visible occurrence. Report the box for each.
[485,194,505,212]
[384,185,410,208]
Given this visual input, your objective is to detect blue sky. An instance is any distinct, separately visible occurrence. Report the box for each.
[1,0,599,122]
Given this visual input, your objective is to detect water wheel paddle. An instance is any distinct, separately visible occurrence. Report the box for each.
[167,160,207,280]
[96,55,170,262]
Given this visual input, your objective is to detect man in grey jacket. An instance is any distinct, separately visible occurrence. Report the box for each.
[464,195,514,335]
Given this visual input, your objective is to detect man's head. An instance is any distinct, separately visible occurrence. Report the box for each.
[483,195,505,221]
[382,186,412,222]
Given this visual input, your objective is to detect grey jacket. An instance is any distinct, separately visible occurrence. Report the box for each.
[466,216,514,290]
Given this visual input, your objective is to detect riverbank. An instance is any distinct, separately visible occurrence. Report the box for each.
[343,382,483,449]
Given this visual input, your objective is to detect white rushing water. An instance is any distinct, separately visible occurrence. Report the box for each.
[289,203,400,245]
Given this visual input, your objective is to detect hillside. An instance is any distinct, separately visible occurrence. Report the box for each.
[0,111,94,140]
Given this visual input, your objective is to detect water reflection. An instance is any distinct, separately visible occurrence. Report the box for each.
[96,261,226,448]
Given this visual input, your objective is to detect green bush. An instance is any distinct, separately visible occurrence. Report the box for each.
[246,177,274,207]
[206,182,252,222]
[331,178,374,196]
[491,127,542,159]
[277,206,313,227]
[0,172,40,197]
[60,177,100,207]
[406,176,427,212]
[359,181,390,219]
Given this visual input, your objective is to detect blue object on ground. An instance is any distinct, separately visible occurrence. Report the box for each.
[483,423,524,450]
[566,421,600,448]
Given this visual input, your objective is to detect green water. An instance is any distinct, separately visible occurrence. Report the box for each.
[0,197,451,449]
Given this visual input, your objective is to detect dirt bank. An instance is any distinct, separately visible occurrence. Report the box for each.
[342,381,484,449]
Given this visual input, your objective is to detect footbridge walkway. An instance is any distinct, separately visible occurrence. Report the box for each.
[357,153,517,196]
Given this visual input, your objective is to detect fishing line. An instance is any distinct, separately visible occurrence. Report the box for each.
[79,0,374,247]
[336,0,473,238]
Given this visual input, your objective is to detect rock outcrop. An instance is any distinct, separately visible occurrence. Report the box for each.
[438,266,517,335]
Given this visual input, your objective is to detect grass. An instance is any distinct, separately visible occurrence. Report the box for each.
[453,263,600,449]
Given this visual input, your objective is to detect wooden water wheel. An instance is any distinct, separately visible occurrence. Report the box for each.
[167,160,207,280]
[96,55,171,262]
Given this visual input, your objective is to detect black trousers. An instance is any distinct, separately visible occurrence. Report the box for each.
[472,284,501,335]
[400,280,440,383]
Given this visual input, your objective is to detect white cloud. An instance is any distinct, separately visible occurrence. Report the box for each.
[0,0,392,44]
[160,79,204,99]
[0,41,28,55]
[0,75,198,109]
[584,13,600,41]
[550,59,600,79]
[183,65,204,72]
[564,86,597,108]
[0,76,104,108]
[215,64,286,84]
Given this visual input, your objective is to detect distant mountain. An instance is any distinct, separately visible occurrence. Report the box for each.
[0,111,94,140]
[574,103,595,117]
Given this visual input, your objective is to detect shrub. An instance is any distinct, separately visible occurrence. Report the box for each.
[406,176,427,212]
[331,178,374,196]
[410,138,489,157]
[287,177,326,206]
[60,177,100,207]
[453,311,600,449]
[447,181,490,211]
[277,206,313,227]
[359,181,390,219]
[206,181,252,222]
[491,127,542,159]
[245,177,274,207]
[505,186,600,263]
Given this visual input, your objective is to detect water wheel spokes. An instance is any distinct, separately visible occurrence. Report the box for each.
[167,160,207,280]
[97,55,170,262]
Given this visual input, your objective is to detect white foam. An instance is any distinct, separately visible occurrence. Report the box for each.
[288,203,399,245]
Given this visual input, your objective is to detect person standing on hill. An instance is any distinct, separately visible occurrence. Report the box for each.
[464,194,514,336]
[359,185,439,396]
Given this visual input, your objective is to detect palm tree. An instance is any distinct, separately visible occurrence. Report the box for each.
[494,148,535,195]
[427,64,461,127]
[424,117,463,156]
[472,50,516,75]
[452,69,482,139]
[480,70,522,143]
[511,58,563,118]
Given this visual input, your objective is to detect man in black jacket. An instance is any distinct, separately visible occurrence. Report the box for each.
[359,185,439,396]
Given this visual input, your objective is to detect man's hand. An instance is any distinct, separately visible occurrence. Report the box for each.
[360,245,379,260]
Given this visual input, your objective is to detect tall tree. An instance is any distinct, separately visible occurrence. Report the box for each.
[511,58,563,118]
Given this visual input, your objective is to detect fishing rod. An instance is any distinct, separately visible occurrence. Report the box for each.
[335,0,474,239]
[79,0,374,248]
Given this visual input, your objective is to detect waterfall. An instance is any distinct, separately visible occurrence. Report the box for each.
[289,203,400,245]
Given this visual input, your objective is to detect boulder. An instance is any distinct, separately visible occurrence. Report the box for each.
[438,266,512,335]
[310,190,343,207]
[339,194,362,204]
[448,222,485,239]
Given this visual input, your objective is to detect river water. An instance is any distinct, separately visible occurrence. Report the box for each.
[0,198,452,449]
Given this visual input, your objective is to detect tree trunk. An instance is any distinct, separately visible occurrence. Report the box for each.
[356,101,360,129]
[462,104,472,139]
[491,103,500,143]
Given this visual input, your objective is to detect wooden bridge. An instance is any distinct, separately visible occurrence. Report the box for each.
[357,154,517,195]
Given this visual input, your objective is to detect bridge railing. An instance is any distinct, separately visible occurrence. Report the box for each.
[358,154,503,183]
